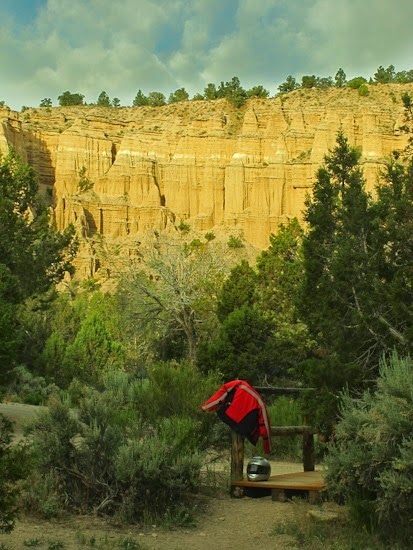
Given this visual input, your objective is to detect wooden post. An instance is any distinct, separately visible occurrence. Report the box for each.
[303,432,315,471]
[231,430,244,481]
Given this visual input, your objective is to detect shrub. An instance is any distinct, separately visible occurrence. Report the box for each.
[128,361,221,447]
[24,365,221,524]
[204,231,215,242]
[178,220,190,234]
[227,235,244,249]
[325,353,413,546]
[0,414,30,533]
[347,76,368,89]
[358,84,369,96]
[5,366,59,405]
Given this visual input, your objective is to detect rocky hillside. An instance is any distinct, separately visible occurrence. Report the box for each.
[1,84,411,279]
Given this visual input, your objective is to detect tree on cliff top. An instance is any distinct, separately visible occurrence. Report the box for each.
[278,75,298,94]
[97,90,111,107]
[57,91,85,106]
[217,76,247,107]
[168,88,189,103]
[147,91,166,107]
[133,89,149,106]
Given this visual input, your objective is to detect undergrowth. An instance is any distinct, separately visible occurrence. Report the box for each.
[271,501,390,549]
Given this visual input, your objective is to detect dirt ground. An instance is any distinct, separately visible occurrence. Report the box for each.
[0,402,334,550]
[0,494,330,550]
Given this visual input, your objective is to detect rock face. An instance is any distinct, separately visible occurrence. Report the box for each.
[0,84,411,278]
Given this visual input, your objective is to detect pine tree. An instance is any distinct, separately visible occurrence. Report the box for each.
[300,130,374,364]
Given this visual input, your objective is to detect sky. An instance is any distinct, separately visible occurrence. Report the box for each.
[1,0,413,110]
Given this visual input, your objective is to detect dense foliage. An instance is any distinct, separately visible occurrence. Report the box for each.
[0,415,19,532]
[325,354,413,546]
[116,236,225,367]
[40,290,125,388]
[57,91,85,106]
[23,365,220,523]
[0,413,30,533]
[296,117,413,434]
[0,150,76,383]
[199,220,311,384]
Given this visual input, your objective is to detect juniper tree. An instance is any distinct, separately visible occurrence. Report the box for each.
[0,150,76,379]
[300,130,374,367]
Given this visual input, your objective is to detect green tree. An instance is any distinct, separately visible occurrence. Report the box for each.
[217,76,247,107]
[298,95,413,431]
[40,98,52,107]
[41,290,124,387]
[300,131,373,364]
[197,305,277,383]
[203,83,218,100]
[57,91,85,106]
[202,220,310,383]
[116,237,224,365]
[0,150,76,380]
[334,68,347,87]
[0,414,28,533]
[316,76,333,88]
[347,76,368,89]
[366,158,413,357]
[216,260,258,323]
[77,166,94,192]
[255,219,312,371]
[374,64,395,84]
[147,91,166,107]
[112,97,121,108]
[278,75,298,94]
[301,75,318,88]
[394,69,413,83]
[401,91,413,155]
[297,131,376,433]
[62,311,124,386]
[132,89,149,106]
[97,91,111,107]
[168,87,189,103]
[0,150,75,300]
[247,85,270,98]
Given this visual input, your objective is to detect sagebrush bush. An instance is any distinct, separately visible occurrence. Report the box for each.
[0,414,30,532]
[5,366,59,405]
[23,363,221,524]
[325,353,413,546]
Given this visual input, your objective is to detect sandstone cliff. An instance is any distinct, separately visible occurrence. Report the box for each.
[1,84,411,279]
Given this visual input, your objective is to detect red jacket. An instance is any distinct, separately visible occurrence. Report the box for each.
[201,380,271,454]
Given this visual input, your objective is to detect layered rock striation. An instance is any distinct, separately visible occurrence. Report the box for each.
[1,84,411,277]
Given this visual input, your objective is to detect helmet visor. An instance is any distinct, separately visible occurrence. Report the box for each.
[247,464,269,475]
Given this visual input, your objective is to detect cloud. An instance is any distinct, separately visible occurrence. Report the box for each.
[1,0,413,110]
[305,0,413,77]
